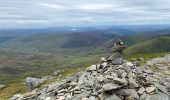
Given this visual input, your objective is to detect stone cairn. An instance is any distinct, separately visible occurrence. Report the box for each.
[11,54,170,100]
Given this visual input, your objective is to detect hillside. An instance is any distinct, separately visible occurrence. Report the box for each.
[10,53,170,100]
[125,36,170,54]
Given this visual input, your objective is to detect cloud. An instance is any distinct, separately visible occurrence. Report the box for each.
[76,4,118,11]
[39,3,66,9]
[1,0,170,28]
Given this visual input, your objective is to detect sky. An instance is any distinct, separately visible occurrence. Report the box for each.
[1,0,170,28]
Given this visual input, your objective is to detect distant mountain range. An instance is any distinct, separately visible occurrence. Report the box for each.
[0,24,170,54]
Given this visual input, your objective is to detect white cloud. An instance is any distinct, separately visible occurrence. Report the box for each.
[39,3,66,9]
[77,4,118,10]
[1,0,170,28]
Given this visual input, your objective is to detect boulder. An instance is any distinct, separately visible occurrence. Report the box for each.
[146,91,169,100]
[137,87,145,95]
[53,70,61,76]
[105,94,121,100]
[112,58,124,65]
[86,65,97,72]
[145,85,156,93]
[26,77,44,90]
[103,83,122,92]
[113,78,127,85]
[0,84,5,90]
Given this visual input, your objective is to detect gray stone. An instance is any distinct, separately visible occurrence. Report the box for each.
[139,92,147,100]
[117,69,127,79]
[10,94,23,100]
[137,87,145,95]
[160,77,170,92]
[96,75,105,82]
[145,85,156,93]
[122,63,132,72]
[119,89,139,99]
[113,78,128,85]
[105,94,121,100]
[86,65,97,71]
[128,79,138,88]
[86,75,95,86]
[112,58,124,65]
[53,70,61,76]
[46,80,69,92]
[70,91,91,100]
[157,84,169,95]
[147,91,169,100]
[103,83,122,92]
[78,73,88,85]
[0,84,5,90]
[25,77,44,90]
[88,96,95,100]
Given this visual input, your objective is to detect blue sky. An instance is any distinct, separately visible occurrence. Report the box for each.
[0,0,170,28]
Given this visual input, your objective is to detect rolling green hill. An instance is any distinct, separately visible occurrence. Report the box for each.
[125,36,170,54]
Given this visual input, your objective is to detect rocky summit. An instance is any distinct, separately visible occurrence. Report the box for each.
[11,54,170,100]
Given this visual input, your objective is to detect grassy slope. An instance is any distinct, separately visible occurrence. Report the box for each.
[1,32,170,99]
[125,36,170,54]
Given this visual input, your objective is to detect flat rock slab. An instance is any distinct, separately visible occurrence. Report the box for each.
[103,83,122,92]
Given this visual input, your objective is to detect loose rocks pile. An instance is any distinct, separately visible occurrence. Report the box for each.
[11,57,170,100]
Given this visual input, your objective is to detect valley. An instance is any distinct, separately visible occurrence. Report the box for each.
[0,25,170,99]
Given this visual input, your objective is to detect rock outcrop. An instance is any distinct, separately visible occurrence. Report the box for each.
[11,55,170,100]
[25,77,44,90]
[0,84,5,90]
[147,54,170,75]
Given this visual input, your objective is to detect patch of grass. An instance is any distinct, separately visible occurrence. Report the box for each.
[124,52,166,61]
[0,82,27,100]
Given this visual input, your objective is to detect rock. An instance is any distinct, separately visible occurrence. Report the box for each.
[86,65,97,71]
[101,62,108,68]
[112,58,124,65]
[145,85,156,93]
[139,92,147,100]
[147,91,169,100]
[42,76,53,81]
[45,97,52,100]
[126,89,139,99]
[125,95,135,100]
[113,78,127,85]
[46,80,69,92]
[103,83,122,92]
[70,91,91,100]
[0,84,5,90]
[85,75,95,86]
[78,73,88,85]
[10,94,23,100]
[122,63,132,72]
[54,70,61,76]
[10,54,170,100]
[118,89,139,99]
[157,84,169,95]
[137,87,145,95]
[25,77,44,90]
[160,77,170,91]
[117,69,127,79]
[82,97,88,100]
[126,62,133,67]
[88,96,95,100]
[98,93,106,100]
[105,94,121,100]
[58,96,65,100]
[69,81,78,88]
[128,79,138,88]
[96,75,105,82]
[101,57,107,62]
